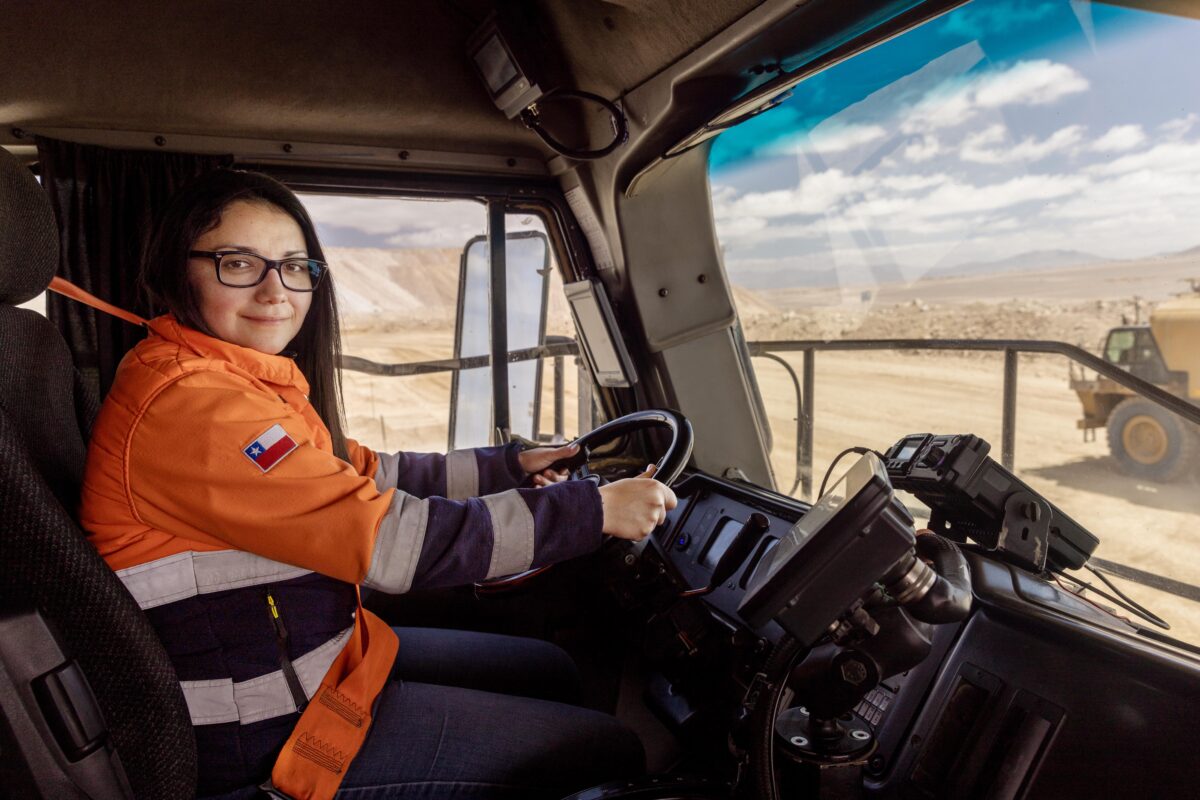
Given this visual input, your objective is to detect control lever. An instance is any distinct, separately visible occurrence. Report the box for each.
[680,513,770,598]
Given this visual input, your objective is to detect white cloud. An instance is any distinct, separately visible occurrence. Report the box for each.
[1159,113,1198,141]
[903,135,941,162]
[1087,139,1200,177]
[1089,125,1146,153]
[973,60,1089,108]
[961,124,1084,164]
[810,123,888,153]
[901,60,1089,134]
[920,173,1088,216]
[765,123,888,156]
[300,193,487,247]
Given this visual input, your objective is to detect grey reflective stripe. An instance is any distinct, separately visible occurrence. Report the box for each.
[362,490,430,593]
[481,490,535,579]
[445,449,479,501]
[115,550,311,611]
[180,626,353,726]
[375,451,402,492]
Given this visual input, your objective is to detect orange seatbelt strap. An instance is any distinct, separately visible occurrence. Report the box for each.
[48,277,148,327]
[270,592,398,800]
[49,275,400,799]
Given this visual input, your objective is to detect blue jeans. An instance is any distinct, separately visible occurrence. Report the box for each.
[335,627,644,799]
[203,627,645,799]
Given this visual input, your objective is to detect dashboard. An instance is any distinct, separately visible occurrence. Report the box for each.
[630,468,1200,798]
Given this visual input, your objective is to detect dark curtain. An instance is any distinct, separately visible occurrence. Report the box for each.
[36,137,232,397]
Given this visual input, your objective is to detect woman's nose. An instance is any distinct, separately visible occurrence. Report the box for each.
[255,267,289,301]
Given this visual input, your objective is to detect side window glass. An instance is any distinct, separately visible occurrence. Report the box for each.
[1105,331,1136,364]
[300,195,585,455]
[300,194,484,453]
[452,215,585,449]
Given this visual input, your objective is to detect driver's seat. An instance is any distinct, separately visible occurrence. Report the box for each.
[0,145,196,798]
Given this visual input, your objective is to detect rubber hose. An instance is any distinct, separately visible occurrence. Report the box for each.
[906,535,973,624]
[748,634,805,800]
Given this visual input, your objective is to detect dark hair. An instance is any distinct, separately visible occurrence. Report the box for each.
[141,169,349,460]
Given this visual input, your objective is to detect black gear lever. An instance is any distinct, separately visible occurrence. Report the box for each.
[680,513,771,598]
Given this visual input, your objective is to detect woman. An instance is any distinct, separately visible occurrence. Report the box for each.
[79,169,677,799]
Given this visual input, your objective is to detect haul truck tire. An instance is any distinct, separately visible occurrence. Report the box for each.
[1106,397,1199,481]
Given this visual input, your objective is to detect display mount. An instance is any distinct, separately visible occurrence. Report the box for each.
[739,452,916,646]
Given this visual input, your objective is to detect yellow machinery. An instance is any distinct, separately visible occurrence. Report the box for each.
[1072,289,1200,480]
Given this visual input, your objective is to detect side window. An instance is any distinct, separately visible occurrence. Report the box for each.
[299,194,585,453]
[1105,330,1136,364]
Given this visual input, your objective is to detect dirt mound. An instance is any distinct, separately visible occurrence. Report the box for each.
[327,246,461,327]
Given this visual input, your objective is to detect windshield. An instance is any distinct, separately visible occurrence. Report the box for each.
[710,0,1200,646]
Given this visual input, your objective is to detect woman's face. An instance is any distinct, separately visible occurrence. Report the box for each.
[187,200,313,355]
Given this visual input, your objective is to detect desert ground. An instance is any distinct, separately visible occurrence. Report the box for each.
[334,245,1200,647]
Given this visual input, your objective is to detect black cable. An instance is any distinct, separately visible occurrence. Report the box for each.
[818,447,880,499]
[519,88,629,160]
[1053,566,1170,630]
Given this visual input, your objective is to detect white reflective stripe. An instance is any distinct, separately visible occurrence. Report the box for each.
[481,490,535,579]
[115,550,312,611]
[362,490,430,594]
[375,451,402,492]
[180,626,353,726]
[445,449,479,501]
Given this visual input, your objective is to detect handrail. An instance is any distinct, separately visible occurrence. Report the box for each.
[339,334,1200,606]
[339,338,579,377]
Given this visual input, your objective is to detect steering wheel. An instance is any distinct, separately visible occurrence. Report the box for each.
[547,408,693,486]
[475,408,694,593]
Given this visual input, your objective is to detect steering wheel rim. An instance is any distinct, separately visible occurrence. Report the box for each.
[474,408,693,594]
[553,408,694,487]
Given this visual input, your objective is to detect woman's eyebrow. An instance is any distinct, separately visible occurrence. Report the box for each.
[210,244,308,257]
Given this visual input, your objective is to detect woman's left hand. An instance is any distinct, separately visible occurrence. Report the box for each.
[518,443,580,487]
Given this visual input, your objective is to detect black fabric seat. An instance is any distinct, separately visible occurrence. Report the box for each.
[0,145,196,799]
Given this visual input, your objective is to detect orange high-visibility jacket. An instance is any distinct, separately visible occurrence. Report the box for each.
[80,315,604,795]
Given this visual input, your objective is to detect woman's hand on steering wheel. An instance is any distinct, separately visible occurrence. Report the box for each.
[597,464,678,541]
[519,443,579,487]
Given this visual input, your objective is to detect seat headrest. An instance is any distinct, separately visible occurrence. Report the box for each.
[0,146,58,305]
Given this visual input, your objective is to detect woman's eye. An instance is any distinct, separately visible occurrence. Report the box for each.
[281,261,308,274]
[223,258,255,271]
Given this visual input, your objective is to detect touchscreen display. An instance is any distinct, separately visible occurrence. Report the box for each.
[758,470,850,585]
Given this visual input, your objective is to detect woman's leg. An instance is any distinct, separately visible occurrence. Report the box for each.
[336,680,645,799]
[390,627,582,705]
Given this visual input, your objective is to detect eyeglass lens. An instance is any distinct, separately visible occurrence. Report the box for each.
[218,254,319,290]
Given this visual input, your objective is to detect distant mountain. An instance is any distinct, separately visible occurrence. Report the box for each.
[1160,243,1200,259]
[933,249,1107,279]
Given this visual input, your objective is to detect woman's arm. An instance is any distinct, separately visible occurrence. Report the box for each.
[370,444,526,500]
[124,372,604,591]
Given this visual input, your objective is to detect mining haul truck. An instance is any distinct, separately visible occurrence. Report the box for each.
[1072,288,1200,480]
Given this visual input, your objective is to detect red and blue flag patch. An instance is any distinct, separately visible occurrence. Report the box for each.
[243,424,298,473]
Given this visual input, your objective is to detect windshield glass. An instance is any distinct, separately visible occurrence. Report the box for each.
[710,0,1200,646]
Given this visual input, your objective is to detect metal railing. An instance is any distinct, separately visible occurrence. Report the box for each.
[341,336,1200,605]
[747,338,1200,501]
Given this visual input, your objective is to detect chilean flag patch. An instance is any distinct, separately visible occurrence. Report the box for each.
[243,424,298,473]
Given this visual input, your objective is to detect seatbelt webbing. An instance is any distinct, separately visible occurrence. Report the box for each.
[48,277,148,327]
[48,276,400,799]
[270,591,398,800]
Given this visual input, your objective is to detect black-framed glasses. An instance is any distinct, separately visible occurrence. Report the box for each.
[189,250,327,292]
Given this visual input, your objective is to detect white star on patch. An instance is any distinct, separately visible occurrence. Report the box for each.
[249,445,263,456]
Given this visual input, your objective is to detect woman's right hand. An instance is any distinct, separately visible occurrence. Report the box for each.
[597,464,679,541]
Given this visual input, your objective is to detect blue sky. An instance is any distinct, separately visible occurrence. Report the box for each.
[709,0,1200,289]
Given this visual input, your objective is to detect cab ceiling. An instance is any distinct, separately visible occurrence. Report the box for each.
[0,0,760,159]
